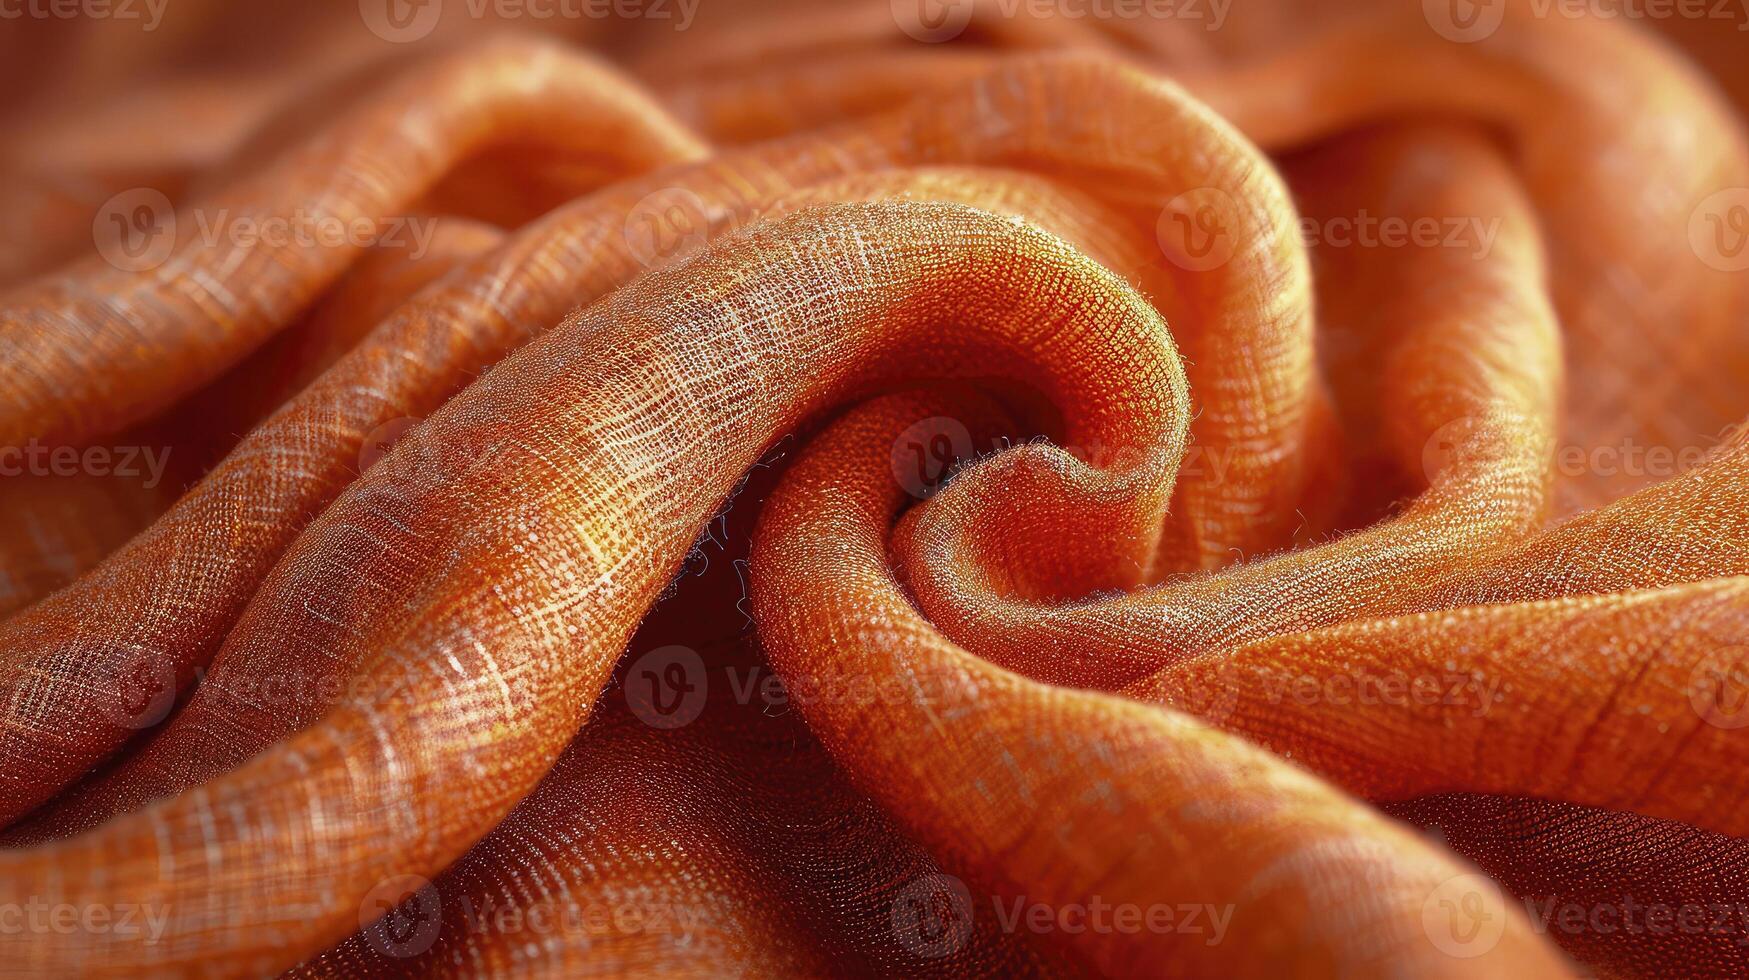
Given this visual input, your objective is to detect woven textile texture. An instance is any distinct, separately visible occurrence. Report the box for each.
[0,0,1747,976]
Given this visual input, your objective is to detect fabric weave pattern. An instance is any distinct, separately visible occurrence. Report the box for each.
[0,2,1746,976]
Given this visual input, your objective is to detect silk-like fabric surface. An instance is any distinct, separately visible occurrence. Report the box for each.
[1,0,1747,976]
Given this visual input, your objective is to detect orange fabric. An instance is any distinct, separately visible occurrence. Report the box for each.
[0,3,1745,977]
